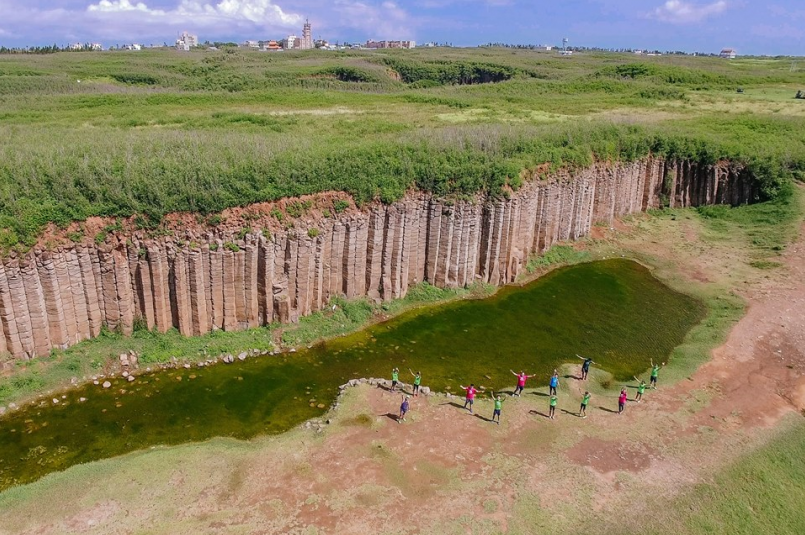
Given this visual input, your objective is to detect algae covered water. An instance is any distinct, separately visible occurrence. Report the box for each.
[0,259,705,491]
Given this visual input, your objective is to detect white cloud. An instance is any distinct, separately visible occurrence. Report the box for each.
[88,0,156,12]
[86,0,302,27]
[329,0,414,39]
[649,1,728,24]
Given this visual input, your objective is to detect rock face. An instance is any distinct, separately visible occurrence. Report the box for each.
[0,159,756,360]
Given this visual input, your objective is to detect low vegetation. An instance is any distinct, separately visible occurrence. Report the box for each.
[0,48,803,249]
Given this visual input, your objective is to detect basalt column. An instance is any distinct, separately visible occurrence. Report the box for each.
[0,159,759,360]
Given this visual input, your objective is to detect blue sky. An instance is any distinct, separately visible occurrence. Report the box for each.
[0,1,802,55]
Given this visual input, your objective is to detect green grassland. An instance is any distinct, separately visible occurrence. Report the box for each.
[0,47,804,248]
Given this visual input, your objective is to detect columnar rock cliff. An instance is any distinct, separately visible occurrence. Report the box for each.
[0,159,756,360]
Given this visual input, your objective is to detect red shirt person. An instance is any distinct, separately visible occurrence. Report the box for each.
[460,383,478,414]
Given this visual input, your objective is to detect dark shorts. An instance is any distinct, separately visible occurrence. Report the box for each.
[650,376,657,383]
[413,384,420,391]
[465,398,474,405]
[392,380,398,387]
[582,366,590,373]
[580,403,587,410]
[493,409,501,416]
[619,402,625,409]
[400,407,408,414]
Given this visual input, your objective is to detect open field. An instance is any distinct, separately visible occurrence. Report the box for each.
[1,48,804,247]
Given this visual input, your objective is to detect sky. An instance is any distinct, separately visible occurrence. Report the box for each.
[0,0,802,55]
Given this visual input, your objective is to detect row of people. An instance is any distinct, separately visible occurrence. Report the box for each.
[393,358,665,423]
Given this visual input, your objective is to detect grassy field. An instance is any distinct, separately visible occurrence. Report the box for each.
[0,48,804,248]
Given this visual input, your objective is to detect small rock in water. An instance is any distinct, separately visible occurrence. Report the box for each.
[183,363,191,369]
[127,375,135,382]
[93,380,100,385]
[290,348,296,353]
[237,352,247,361]
[0,406,6,415]
[8,403,18,410]
[317,403,326,409]
[122,371,129,378]
[102,381,112,389]
[52,398,59,404]
[79,398,87,403]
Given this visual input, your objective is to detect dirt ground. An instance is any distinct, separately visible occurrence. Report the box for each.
[1,206,804,535]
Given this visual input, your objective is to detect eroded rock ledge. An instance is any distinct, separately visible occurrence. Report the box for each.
[0,159,755,360]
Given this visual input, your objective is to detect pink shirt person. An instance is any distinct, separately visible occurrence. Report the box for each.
[465,386,478,400]
[517,374,527,387]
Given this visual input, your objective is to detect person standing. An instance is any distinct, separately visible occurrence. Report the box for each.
[633,376,647,402]
[549,394,558,419]
[460,383,478,414]
[510,370,535,397]
[398,395,410,423]
[618,387,628,414]
[391,367,400,392]
[576,355,596,380]
[491,391,505,424]
[549,370,559,396]
[650,360,664,389]
[579,391,591,418]
[409,369,422,396]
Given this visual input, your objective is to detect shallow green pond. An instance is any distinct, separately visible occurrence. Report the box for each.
[0,259,705,491]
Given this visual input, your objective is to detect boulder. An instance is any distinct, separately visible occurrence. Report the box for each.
[127,375,135,382]
[237,352,247,361]
[420,386,431,396]
[102,381,112,388]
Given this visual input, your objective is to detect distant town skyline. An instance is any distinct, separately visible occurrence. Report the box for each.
[0,1,802,56]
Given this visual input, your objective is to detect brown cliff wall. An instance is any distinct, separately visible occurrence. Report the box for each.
[0,159,757,360]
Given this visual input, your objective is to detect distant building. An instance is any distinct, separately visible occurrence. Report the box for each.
[365,40,415,49]
[121,43,142,51]
[300,19,314,49]
[536,45,553,51]
[241,40,259,49]
[720,48,737,59]
[90,43,103,51]
[262,40,282,51]
[176,31,198,51]
[282,35,298,49]
[68,43,82,51]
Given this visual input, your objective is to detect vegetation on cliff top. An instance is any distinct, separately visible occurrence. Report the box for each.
[0,48,804,248]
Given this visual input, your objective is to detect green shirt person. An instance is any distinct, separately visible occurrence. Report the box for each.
[579,391,591,418]
[391,368,400,391]
[633,376,647,402]
[649,359,664,388]
[491,390,505,424]
[549,394,558,420]
[409,369,422,396]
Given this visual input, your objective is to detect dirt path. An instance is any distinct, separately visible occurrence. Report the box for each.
[1,216,804,535]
